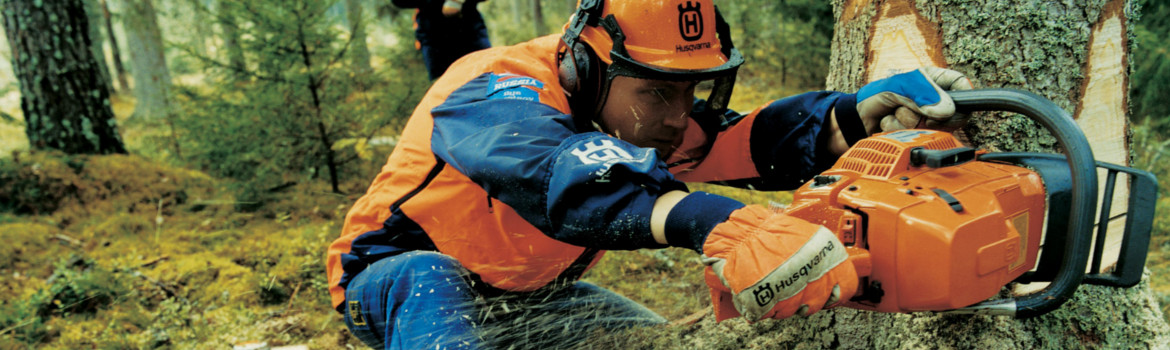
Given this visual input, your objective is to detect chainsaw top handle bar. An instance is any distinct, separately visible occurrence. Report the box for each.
[948,89,1097,318]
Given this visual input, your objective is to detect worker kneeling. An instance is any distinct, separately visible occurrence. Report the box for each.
[325,0,974,348]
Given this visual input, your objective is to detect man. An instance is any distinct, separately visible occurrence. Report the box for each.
[327,0,973,348]
[392,0,492,79]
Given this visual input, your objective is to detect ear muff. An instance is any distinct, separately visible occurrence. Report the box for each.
[558,0,607,128]
[558,40,603,123]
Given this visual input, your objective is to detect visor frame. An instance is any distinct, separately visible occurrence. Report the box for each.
[594,11,743,115]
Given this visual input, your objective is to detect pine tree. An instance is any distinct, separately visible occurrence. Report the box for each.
[2,0,127,154]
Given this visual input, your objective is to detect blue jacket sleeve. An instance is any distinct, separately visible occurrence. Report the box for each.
[747,91,851,189]
[683,91,848,191]
[430,73,688,250]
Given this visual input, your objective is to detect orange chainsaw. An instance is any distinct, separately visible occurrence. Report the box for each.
[786,89,1158,318]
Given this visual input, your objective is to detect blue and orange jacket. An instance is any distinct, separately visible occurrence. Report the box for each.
[326,34,852,310]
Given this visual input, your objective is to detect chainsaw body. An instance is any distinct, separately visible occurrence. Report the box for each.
[786,89,1158,317]
[788,130,1046,313]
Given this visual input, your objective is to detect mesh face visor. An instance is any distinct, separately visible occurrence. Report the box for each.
[597,11,744,114]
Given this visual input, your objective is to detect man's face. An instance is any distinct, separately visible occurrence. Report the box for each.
[597,76,696,158]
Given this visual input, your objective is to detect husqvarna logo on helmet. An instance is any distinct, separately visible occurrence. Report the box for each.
[678,1,703,42]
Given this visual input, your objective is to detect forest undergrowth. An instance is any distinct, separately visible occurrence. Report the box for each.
[1,0,1169,345]
[1,77,1168,349]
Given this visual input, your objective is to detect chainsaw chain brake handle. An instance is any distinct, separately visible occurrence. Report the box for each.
[938,89,1158,318]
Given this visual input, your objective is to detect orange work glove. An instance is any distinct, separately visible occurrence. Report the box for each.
[701,205,859,321]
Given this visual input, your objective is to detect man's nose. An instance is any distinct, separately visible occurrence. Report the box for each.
[661,105,689,129]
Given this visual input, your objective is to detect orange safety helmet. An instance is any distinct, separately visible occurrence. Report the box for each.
[557,0,743,120]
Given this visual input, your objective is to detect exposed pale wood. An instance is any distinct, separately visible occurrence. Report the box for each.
[1076,7,1131,274]
[1012,2,1131,296]
[864,1,945,81]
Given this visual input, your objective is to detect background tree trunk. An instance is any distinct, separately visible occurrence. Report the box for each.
[532,0,545,37]
[216,0,245,76]
[2,0,127,154]
[184,0,211,58]
[122,0,171,120]
[84,0,115,95]
[345,0,373,75]
[102,0,130,92]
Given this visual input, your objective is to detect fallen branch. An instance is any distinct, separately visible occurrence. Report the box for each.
[669,306,712,327]
[50,233,81,246]
[0,318,36,337]
[282,281,304,315]
[138,255,170,268]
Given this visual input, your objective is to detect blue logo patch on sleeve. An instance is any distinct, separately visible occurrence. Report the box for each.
[486,73,545,102]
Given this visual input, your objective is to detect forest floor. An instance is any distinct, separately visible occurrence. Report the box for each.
[0,84,1168,349]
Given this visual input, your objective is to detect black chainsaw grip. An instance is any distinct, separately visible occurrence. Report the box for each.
[949,89,1098,319]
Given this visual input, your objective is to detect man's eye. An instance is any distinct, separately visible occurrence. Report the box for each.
[648,88,673,102]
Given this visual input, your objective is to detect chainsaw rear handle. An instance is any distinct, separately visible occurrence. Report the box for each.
[946,89,1098,318]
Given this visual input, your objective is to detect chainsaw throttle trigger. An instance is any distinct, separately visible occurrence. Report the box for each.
[910,147,976,168]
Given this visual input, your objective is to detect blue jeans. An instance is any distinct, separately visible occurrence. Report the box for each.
[343,251,666,349]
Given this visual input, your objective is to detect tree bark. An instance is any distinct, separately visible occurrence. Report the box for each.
[102,0,130,92]
[814,0,1168,346]
[597,0,1170,348]
[2,0,127,154]
[345,0,373,75]
[760,0,1167,346]
[122,0,171,120]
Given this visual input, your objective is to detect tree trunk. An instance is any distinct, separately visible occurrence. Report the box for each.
[216,0,245,76]
[597,0,1170,348]
[510,0,522,25]
[122,0,171,120]
[84,0,115,95]
[767,0,1167,346]
[185,0,210,57]
[102,0,130,93]
[532,0,545,36]
[2,0,127,154]
[345,0,373,75]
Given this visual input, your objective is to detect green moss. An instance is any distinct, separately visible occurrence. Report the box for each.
[84,212,153,241]
[0,222,65,273]
[0,151,218,219]
[152,252,258,305]
[0,151,83,215]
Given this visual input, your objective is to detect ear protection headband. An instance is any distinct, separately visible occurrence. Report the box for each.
[557,0,605,122]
